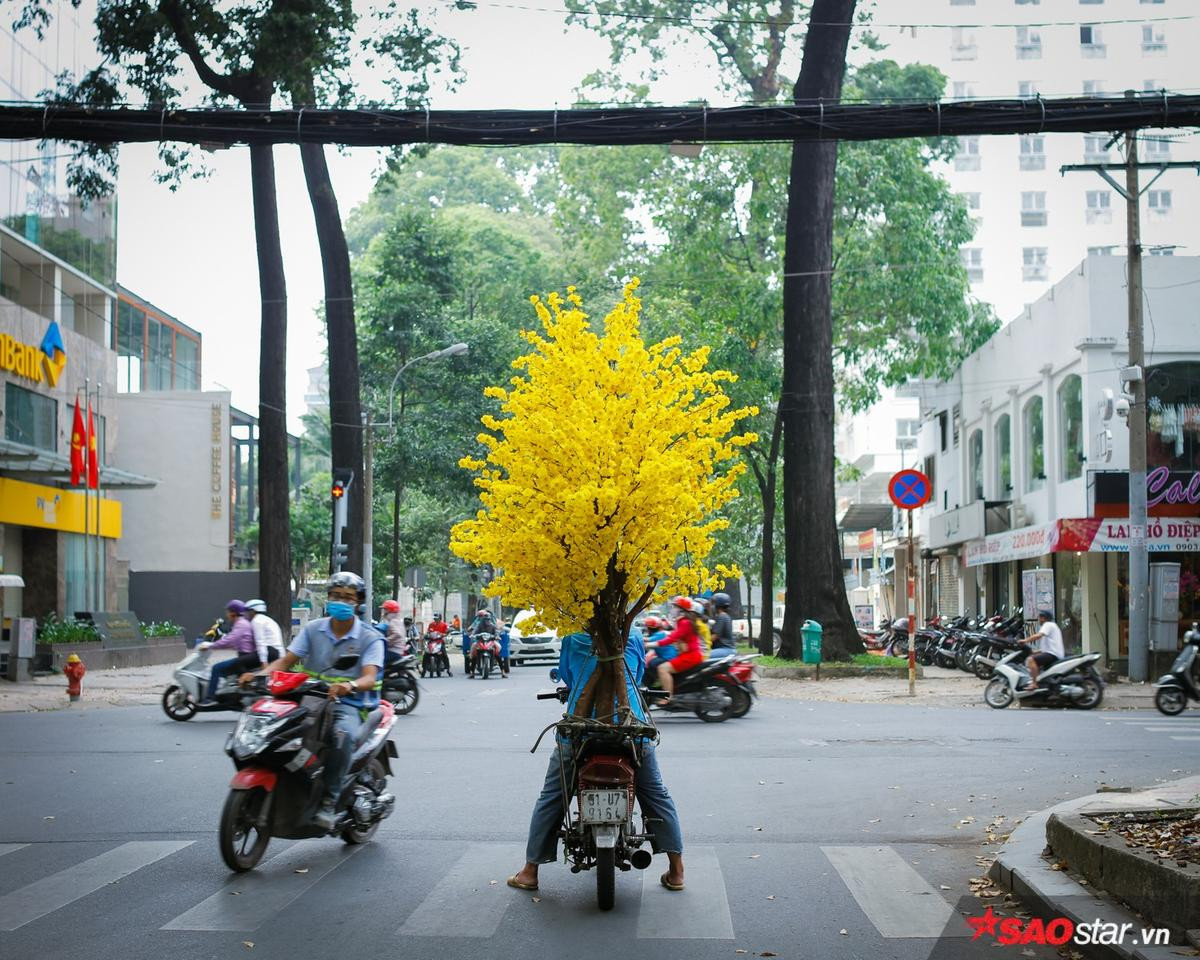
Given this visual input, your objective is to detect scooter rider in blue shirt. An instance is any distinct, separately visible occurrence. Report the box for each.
[240,571,384,831]
[507,625,686,894]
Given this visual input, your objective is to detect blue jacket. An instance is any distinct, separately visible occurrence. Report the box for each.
[559,629,648,725]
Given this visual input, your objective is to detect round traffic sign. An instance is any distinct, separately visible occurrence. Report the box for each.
[888,469,931,510]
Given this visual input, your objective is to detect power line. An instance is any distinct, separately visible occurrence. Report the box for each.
[0,93,1198,148]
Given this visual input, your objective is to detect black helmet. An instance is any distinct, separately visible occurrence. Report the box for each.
[328,571,366,603]
[712,592,731,610]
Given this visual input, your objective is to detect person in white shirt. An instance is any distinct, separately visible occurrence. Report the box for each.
[245,599,284,666]
[1026,610,1065,688]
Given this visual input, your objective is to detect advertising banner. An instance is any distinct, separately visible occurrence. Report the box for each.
[1058,517,1200,553]
[964,522,1060,568]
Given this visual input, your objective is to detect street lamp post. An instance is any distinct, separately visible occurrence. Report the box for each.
[363,342,468,619]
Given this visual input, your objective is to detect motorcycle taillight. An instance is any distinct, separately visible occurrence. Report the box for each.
[578,756,635,789]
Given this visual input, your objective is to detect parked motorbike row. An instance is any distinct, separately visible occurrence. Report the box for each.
[863,610,1106,710]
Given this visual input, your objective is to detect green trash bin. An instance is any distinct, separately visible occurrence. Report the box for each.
[801,620,822,664]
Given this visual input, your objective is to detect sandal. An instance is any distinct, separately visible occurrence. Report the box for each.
[507,875,538,891]
[660,872,684,892]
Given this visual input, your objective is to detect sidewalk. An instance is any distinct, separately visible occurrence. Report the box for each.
[0,662,177,713]
[758,666,1159,710]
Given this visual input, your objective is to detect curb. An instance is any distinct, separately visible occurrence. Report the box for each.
[988,776,1200,960]
[757,665,924,679]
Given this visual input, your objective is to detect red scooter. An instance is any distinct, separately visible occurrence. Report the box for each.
[470,632,501,679]
[218,657,398,871]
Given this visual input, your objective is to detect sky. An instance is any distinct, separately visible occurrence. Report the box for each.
[111,3,723,432]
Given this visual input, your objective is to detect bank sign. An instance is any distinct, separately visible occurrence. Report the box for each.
[0,321,67,387]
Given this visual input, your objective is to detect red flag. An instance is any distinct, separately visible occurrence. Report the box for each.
[86,400,99,490]
[70,395,86,486]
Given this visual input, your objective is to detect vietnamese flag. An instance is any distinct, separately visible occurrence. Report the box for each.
[70,395,86,486]
[86,400,99,490]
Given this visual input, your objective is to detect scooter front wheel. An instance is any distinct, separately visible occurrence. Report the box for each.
[1154,687,1188,716]
[219,788,271,872]
[161,685,197,721]
[984,677,1014,709]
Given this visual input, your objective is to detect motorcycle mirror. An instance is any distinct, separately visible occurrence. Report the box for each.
[332,654,360,671]
[548,668,559,682]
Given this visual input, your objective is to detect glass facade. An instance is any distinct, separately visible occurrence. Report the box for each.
[1058,375,1084,480]
[994,413,1012,495]
[113,290,202,392]
[1023,396,1045,491]
[1146,361,1200,471]
[5,381,57,451]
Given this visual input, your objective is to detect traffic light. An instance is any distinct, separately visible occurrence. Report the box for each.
[330,469,354,575]
[331,480,347,499]
[332,542,349,573]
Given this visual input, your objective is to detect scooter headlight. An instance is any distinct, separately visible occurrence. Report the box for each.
[231,712,292,760]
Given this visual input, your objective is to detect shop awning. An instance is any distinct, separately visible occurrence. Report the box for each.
[0,439,158,489]
[839,503,895,533]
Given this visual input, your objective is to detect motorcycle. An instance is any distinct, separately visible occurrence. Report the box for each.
[640,654,753,722]
[1153,623,1200,716]
[218,656,398,872]
[725,653,759,718]
[162,621,259,721]
[382,653,420,715]
[470,632,501,679]
[421,633,451,678]
[535,680,659,911]
[983,644,1105,710]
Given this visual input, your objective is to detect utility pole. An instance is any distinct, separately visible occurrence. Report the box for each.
[363,417,374,618]
[1062,102,1200,681]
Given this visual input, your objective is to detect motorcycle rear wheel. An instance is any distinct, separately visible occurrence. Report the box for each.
[694,687,735,723]
[342,759,386,845]
[1155,687,1187,716]
[984,677,1014,709]
[596,847,616,911]
[726,685,752,719]
[387,679,420,716]
[219,788,271,872]
[1072,677,1103,710]
[162,685,197,721]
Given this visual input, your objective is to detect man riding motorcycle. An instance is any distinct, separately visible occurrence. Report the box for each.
[198,600,259,706]
[465,606,498,675]
[708,592,737,658]
[244,598,283,666]
[1026,609,1065,689]
[240,571,384,830]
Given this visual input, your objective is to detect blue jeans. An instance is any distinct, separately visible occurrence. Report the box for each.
[205,652,259,701]
[709,646,737,659]
[323,701,365,805]
[524,741,683,865]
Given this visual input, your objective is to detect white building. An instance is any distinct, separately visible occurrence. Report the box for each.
[871,0,1200,321]
[916,254,1200,671]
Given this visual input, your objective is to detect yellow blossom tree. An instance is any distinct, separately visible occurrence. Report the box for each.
[451,279,756,721]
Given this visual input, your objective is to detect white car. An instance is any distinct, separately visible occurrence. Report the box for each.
[507,609,561,665]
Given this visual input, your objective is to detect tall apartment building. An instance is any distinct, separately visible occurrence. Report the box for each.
[871,0,1200,322]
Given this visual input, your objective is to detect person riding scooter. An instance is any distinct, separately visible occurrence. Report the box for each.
[1026,610,1064,689]
[648,597,706,703]
[240,571,385,831]
[198,600,260,706]
[708,593,736,658]
[244,599,283,666]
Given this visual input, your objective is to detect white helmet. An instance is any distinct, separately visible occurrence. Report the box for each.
[246,599,267,614]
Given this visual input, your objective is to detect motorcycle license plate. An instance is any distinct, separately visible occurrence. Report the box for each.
[580,789,628,824]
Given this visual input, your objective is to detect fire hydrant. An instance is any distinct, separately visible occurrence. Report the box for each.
[64,654,86,702]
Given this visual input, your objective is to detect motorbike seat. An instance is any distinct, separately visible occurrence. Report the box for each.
[354,708,385,750]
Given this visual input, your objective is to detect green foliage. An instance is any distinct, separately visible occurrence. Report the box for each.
[139,620,185,638]
[37,613,101,645]
[237,474,334,587]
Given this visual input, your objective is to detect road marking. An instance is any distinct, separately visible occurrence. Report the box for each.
[1170,735,1200,741]
[821,846,970,939]
[398,844,523,937]
[477,688,509,697]
[0,841,192,931]
[637,846,733,940]
[0,844,28,858]
[162,840,360,931]
[1138,726,1199,732]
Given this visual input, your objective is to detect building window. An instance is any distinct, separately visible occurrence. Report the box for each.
[1147,362,1200,471]
[1080,24,1106,56]
[951,28,977,60]
[1021,191,1048,226]
[1147,190,1172,215]
[1142,24,1167,53]
[115,299,145,393]
[1088,245,1116,256]
[1018,80,1039,98]
[1019,135,1045,170]
[995,413,1012,495]
[1143,136,1171,160]
[1083,135,1109,161]
[896,418,920,451]
[175,334,201,390]
[4,382,58,452]
[961,247,984,282]
[1082,79,1105,97]
[1016,26,1042,58]
[1148,247,1175,257]
[938,411,949,452]
[1016,0,1039,4]
[953,403,962,448]
[1079,0,1103,4]
[1086,190,1112,224]
[955,136,981,171]
[1022,247,1048,281]
[952,80,977,100]
[969,429,984,502]
[950,0,975,5]
[1024,395,1046,492]
[962,192,982,219]
[1058,375,1084,481]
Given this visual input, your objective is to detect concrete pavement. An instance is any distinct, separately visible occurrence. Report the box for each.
[0,666,1196,959]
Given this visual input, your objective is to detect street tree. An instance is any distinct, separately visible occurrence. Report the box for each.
[450,280,755,720]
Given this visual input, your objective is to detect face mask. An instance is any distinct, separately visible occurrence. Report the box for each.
[327,601,355,621]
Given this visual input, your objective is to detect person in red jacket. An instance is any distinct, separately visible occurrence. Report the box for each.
[650,597,705,703]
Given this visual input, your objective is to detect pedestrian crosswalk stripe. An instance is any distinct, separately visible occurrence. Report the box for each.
[162,840,361,931]
[398,844,524,937]
[1169,735,1200,741]
[0,841,192,931]
[637,846,733,940]
[821,846,970,940]
[0,844,28,859]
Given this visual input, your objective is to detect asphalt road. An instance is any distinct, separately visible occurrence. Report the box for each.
[0,667,1196,960]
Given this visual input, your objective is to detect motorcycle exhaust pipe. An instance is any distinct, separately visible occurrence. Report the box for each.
[630,849,653,870]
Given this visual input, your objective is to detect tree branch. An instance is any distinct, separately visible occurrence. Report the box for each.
[158,0,250,101]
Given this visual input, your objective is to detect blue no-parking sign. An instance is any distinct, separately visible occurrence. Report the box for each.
[888,469,931,510]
